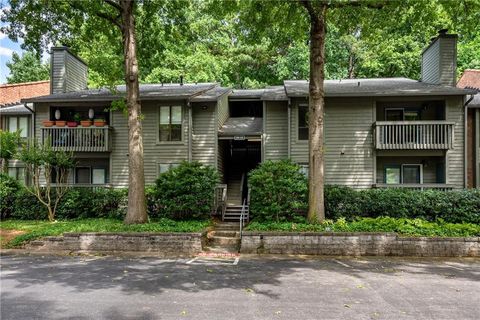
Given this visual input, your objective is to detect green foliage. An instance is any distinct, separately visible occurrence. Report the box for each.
[6,51,49,83]
[153,161,219,220]
[248,160,308,222]
[0,130,20,168]
[0,218,211,248]
[246,217,480,237]
[10,187,127,221]
[0,174,21,219]
[325,186,480,224]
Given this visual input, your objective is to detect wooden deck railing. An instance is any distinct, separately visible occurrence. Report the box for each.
[374,183,455,191]
[374,121,455,150]
[41,127,112,152]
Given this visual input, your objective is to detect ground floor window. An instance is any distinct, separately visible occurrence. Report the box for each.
[158,163,180,175]
[298,164,309,177]
[75,167,108,184]
[384,164,423,184]
[8,167,25,183]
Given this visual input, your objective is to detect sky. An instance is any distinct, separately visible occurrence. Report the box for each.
[0,2,22,84]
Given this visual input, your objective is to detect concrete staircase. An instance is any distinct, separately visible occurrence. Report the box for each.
[223,205,249,222]
[205,222,241,253]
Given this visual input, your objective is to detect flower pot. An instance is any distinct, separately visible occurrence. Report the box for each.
[94,120,106,127]
[42,120,55,127]
[67,121,78,127]
[55,120,67,127]
[80,120,93,127]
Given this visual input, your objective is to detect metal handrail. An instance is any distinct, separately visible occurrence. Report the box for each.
[239,198,246,242]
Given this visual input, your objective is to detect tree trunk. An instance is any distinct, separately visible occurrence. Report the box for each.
[120,0,147,224]
[307,4,327,223]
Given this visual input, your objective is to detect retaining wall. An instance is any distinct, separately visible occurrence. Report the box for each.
[26,232,204,257]
[240,232,480,257]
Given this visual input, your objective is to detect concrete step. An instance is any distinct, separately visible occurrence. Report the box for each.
[204,246,238,254]
[213,231,238,237]
[210,236,240,247]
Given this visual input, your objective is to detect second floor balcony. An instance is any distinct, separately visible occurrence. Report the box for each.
[41,126,112,152]
[374,121,455,150]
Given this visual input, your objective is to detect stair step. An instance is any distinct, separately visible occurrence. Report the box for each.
[204,246,239,254]
[210,236,240,246]
[213,231,238,237]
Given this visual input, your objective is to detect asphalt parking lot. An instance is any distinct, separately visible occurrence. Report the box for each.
[1,254,479,320]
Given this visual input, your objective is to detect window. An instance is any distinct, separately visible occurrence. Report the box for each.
[92,168,106,184]
[385,108,421,121]
[159,106,182,141]
[298,105,308,140]
[75,167,91,184]
[402,164,422,184]
[158,163,179,175]
[8,167,25,183]
[7,116,29,138]
[299,164,309,177]
[384,164,423,184]
[385,166,401,184]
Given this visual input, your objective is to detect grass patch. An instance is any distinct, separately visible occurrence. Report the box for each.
[0,218,211,248]
[245,217,480,237]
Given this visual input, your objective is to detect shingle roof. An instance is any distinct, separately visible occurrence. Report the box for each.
[22,83,218,103]
[284,78,476,98]
[0,104,32,115]
[190,87,232,102]
[229,89,265,100]
[262,86,288,101]
[457,70,480,90]
[218,117,263,136]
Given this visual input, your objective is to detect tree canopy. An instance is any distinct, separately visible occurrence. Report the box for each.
[2,0,479,88]
[6,51,49,83]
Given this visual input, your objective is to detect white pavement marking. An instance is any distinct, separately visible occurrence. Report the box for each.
[333,259,352,268]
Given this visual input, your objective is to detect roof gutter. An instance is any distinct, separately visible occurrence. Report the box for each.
[464,94,475,188]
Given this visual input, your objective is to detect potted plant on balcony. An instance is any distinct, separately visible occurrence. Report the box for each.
[67,113,80,127]
[80,118,93,127]
[55,120,66,127]
[42,119,55,127]
[93,117,106,127]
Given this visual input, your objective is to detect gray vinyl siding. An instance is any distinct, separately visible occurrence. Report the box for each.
[217,93,229,128]
[51,50,66,94]
[376,156,443,184]
[217,140,226,182]
[141,101,189,185]
[192,102,216,166]
[51,48,87,94]
[421,37,456,86]
[110,108,129,187]
[421,40,440,85]
[445,96,464,187]
[290,97,375,188]
[264,101,288,160]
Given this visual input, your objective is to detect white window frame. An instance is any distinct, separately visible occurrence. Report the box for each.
[158,105,183,143]
[297,104,309,141]
[7,115,29,138]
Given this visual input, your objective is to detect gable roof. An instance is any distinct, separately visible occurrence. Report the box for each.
[22,83,218,103]
[284,78,476,98]
[0,103,32,115]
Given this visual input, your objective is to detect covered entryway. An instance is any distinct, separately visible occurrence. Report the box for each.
[217,104,263,221]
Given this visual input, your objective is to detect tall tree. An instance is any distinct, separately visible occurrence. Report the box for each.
[2,0,147,223]
[6,51,49,83]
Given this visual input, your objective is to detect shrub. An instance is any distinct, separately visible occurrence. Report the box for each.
[324,186,480,224]
[11,187,127,220]
[0,173,21,219]
[248,160,308,222]
[153,161,219,220]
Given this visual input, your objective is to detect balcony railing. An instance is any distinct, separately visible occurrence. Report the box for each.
[374,183,455,191]
[41,127,112,152]
[374,121,455,150]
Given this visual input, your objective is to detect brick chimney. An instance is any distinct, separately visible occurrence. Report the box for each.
[421,29,458,87]
[50,46,88,94]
